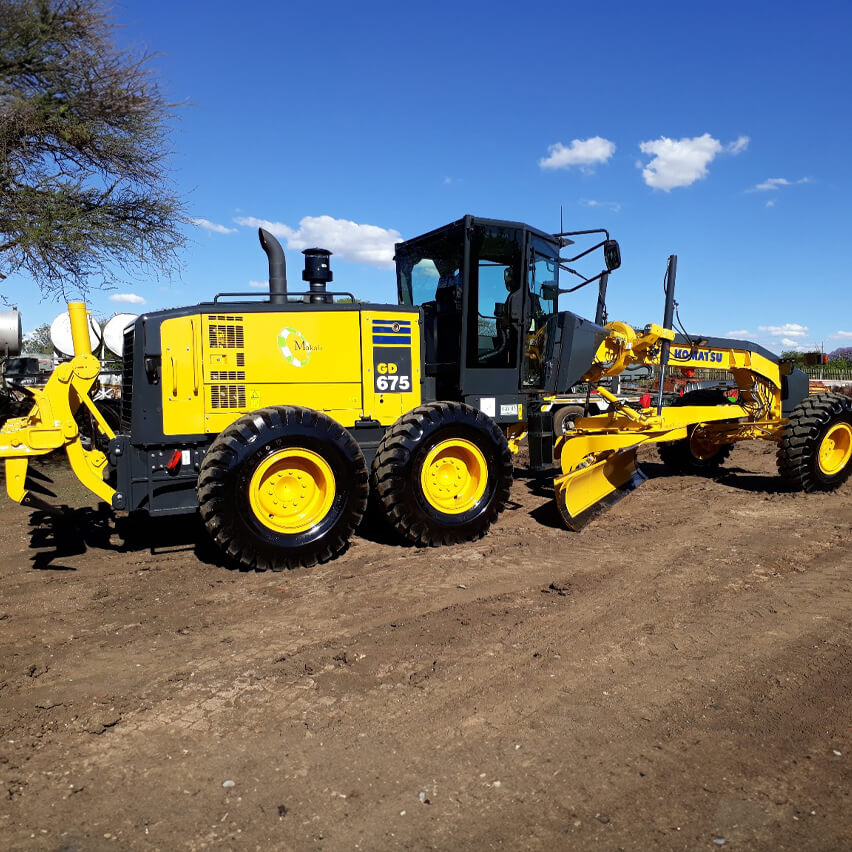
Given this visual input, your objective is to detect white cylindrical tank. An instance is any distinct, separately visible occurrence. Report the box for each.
[102,313,138,358]
[0,309,23,355]
[50,311,102,357]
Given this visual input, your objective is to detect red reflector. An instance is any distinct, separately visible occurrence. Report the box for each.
[639,393,651,408]
[166,450,182,471]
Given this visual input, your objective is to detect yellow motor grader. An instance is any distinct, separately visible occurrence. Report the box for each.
[1,216,850,570]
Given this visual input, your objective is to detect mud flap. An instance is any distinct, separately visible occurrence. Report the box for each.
[554,448,647,530]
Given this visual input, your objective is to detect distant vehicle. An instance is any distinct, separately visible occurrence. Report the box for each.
[2,353,53,387]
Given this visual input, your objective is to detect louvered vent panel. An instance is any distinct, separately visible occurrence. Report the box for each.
[208,323,245,349]
[209,370,246,382]
[210,385,247,409]
[120,327,134,430]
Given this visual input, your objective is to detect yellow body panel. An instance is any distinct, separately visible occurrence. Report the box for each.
[360,311,422,424]
[160,308,422,435]
[162,316,205,435]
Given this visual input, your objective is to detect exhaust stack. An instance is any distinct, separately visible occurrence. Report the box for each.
[302,248,333,304]
[258,228,287,304]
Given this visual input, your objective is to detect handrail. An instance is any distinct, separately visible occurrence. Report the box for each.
[212,291,357,303]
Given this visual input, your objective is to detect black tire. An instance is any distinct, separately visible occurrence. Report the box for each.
[551,404,586,436]
[75,397,122,451]
[371,402,513,546]
[657,389,736,474]
[777,392,852,492]
[197,406,369,571]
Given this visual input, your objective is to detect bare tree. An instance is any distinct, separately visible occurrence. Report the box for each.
[0,0,187,297]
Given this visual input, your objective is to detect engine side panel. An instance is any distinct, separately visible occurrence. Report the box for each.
[155,306,422,438]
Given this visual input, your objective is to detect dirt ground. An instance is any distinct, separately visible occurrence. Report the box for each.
[0,442,849,852]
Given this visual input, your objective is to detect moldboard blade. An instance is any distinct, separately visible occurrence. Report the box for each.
[555,448,647,530]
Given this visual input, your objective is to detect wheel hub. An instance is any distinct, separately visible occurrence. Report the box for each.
[689,428,719,460]
[420,438,487,515]
[249,448,335,533]
[818,421,852,476]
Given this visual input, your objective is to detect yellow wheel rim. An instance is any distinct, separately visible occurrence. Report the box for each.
[689,429,718,460]
[420,438,488,515]
[248,448,335,534]
[818,421,852,476]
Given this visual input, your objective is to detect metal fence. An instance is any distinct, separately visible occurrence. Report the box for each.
[803,366,852,381]
[655,366,852,382]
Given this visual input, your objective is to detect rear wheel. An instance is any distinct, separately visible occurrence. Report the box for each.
[777,393,852,491]
[371,402,513,546]
[197,406,368,570]
[657,389,736,474]
[551,404,586,436]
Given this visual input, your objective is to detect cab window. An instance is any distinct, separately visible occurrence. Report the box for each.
[467,224,523,369]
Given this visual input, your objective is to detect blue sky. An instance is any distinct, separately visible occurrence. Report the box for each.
[8,0,852,356]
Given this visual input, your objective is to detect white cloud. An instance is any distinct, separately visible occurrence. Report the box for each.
[748,176,812,192]
[248,280,269,289]
[109,293,146,305]
[539,137,616,171]
[191,217,237,234]
[235,216,294,239]
[725,329,751,337]
[234,215,402,268]
[832,330,852,339]
[581,199,622,213]
[638,133,747,190]
[758,323,809,338]
[727,135,750,154]
[765,199,776,208]
[778,338,820,352]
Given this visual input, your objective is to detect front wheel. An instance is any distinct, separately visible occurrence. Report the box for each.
[197,406,369,571]
[777,393,852,491]
[371,402,513,546]
[657,389,736,474]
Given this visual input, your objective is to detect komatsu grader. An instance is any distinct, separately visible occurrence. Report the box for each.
[1,215,850,570]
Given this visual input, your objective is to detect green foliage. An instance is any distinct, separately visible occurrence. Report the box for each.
[22,321,51,353]
[0,0,186,297]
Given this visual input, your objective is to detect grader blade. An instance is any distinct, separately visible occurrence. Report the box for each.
[554,447,646,530]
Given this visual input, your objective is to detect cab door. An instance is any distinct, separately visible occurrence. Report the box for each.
[523,239,560,389]
[463,222,524,395]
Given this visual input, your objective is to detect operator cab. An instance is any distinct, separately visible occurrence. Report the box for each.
[395,215,565,401]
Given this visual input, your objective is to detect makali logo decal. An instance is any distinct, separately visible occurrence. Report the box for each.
[278,328,319,367]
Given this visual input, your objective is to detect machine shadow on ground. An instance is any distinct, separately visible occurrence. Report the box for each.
[25,505,229,572]
[13,456,802,572]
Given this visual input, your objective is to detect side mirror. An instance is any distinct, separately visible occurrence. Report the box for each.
[540,283,559,301]
[604,240,621,271]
